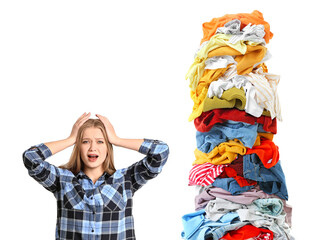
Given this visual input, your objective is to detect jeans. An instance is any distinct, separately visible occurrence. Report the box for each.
[196,120,258,153]
[243,154,288,200]
[211,178,254,195]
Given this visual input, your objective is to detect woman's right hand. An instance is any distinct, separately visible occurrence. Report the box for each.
[69,112,91,143]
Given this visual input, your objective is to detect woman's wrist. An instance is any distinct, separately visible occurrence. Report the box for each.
[109,136,122,147]
[67,135,77,145]
[44,137,75,155]
[111,138,144,151]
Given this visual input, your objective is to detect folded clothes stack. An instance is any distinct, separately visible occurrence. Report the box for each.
[182,10,294,240]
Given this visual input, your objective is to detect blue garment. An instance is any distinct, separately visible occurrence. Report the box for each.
[212,178,254,195]
[181,210,247,240]
[253,198,284,216]
[181,209,206,239]
[243,153,288,200]
[23,139,169,240]
[196,120,258,153]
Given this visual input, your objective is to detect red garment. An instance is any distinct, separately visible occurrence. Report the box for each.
[194,108,277,133]
[200,10,273,45]
[221,224,274,240]
[189,163,226,186]
[218,156,257,187]
[246,138,279,169]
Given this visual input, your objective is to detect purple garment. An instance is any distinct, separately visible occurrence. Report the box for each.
[194,186,292,226]
[195,186,273,209]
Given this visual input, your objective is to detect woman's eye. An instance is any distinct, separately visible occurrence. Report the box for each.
[82,140,89,144]
[98,141,104,144]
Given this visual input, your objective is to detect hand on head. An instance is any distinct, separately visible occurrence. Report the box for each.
[95,114,119,145]
[69,112,91,142]
[69,112,119,145]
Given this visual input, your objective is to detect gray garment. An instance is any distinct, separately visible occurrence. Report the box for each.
[216,19,266,44]
[216,19,241,35]
[205,198,294,240]
[194,186,292,227]
[205,198,246,221]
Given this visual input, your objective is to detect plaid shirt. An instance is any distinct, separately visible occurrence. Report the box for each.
[23,139,169,240]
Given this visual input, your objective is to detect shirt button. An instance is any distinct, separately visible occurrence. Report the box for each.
[91,229,94,232]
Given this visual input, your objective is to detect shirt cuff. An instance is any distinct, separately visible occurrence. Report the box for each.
[138,139,163,155]
[28,143,53,160]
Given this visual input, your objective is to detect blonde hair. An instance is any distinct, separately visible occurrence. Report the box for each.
[60,119,116,175]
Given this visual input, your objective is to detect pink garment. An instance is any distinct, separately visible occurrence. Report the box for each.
[189,163,226,186]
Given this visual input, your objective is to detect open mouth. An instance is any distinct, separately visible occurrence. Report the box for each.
[88,154,99,162]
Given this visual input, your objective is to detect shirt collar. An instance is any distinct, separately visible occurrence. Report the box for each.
[76,170,110,182]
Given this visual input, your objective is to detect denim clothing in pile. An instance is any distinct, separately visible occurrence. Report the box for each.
[243,153,288,200]
[212,178,254,195]
[196,120,258,153]
[209,154,288,200]
[23,139,169,240]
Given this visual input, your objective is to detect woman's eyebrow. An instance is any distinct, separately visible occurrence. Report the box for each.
[82,137,104,139]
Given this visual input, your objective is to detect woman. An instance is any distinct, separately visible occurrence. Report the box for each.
[23,112,169,240]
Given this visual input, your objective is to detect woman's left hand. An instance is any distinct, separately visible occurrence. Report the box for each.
[95,114,120,145]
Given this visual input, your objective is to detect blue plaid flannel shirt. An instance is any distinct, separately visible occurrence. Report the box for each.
[23,139,169,240]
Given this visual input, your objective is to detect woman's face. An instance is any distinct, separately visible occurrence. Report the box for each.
[80,127,108,172]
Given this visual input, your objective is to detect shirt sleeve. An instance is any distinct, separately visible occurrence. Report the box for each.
[22,143,61,193]
[125,139,169,195]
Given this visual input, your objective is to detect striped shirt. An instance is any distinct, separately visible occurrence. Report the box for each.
[189,163,226,186]
[23,139,169,240]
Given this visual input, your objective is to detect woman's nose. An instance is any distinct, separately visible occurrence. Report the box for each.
[89,142,97,150]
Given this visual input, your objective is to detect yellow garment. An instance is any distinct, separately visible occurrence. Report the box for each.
[207,45,267,75]
[186,34,250,90]
[189,86,209,121]
[188,67,229,122]
[202,87,247,113]
[193,139,246,165]
[189,87,272,121]
[253,132,274,146]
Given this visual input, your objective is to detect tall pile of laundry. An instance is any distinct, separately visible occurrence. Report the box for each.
[181,11,294,240]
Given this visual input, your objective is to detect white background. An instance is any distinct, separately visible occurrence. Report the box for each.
[0,0,318,239]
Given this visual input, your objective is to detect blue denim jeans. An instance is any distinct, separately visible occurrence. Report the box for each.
[243,153,288,200]
[196,120,258,153]
[211,178,254,195]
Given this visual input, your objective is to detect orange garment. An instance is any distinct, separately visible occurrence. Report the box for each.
[201,10,273,45]
[253,132,274,146]
[247,138,279,169]
[193,139,246,165]
[207,45,267,75]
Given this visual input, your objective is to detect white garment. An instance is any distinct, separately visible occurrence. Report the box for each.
[216,19,266,45]
[207,64,264,118]
[229,23,266,45]
[216,19,241,35]
[247,67,282,120]
[207,64,282,120]
[204,55,237,70]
